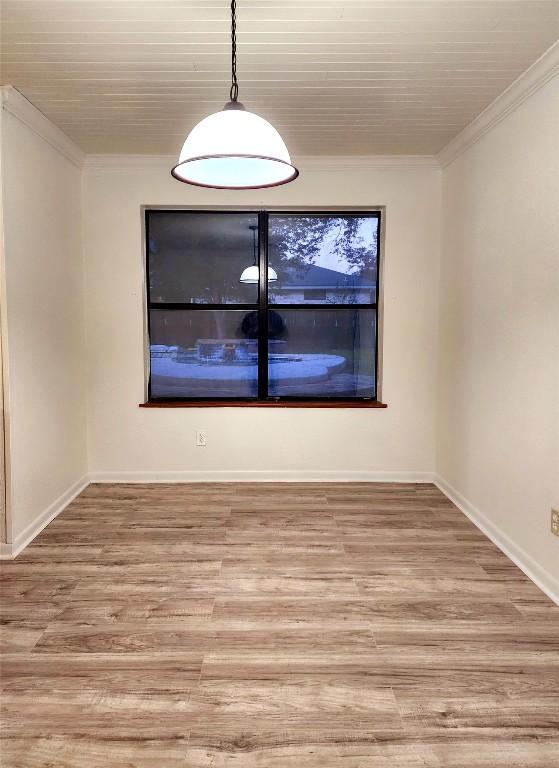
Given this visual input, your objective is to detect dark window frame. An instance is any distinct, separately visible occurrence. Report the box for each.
[144,208,384,406]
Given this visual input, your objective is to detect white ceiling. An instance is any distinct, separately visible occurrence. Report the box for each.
[2,1,558,156]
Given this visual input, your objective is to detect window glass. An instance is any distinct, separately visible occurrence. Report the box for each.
[268,215,378,305]
[148,211,259,304]
[145,210,381,402]
[149,309,258,398]
[267,309,376,398]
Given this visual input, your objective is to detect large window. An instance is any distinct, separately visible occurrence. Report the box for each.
[145,209,381,403]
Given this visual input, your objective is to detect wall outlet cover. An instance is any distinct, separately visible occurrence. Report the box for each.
[196,431,207,447]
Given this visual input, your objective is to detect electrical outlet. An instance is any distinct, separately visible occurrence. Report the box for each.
[552,508,559,537]
[196,430,207,447]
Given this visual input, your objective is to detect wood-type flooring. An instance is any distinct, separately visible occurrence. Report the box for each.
[1,483,558,766]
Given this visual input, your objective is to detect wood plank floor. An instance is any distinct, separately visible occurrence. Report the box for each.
[1,482,558,767]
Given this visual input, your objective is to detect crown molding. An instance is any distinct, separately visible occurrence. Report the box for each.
[83,153,440,172]
[0,85,84,168]
[83,155,174,171]
[438,41,559,169]
[296,155,440,170]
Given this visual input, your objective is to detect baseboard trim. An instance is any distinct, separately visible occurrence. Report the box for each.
[89,470,435,484]
[0,475,90,560]
[434,474,559,607]
[0,542,14,559]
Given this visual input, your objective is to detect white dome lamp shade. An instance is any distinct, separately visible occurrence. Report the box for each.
[239,265,278,284]
[172,108,298,190]
[172,1,298,190]
[240,225,278,284]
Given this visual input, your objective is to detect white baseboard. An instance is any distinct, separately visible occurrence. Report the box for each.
[0,475,90,560]
[89,470,436,484]
[434,474,559,607]
[0,542,14,558]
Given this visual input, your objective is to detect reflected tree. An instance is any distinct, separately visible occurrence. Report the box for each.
[149,214,378,305]
[269,216,377,276]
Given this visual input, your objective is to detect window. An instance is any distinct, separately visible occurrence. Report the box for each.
[145,209,381,403]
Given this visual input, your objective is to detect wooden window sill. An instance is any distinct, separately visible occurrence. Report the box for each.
[140,400,387,409]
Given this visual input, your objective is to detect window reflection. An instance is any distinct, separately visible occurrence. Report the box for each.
[148,211,259,304]
[146,210,380,402]
[268,215,378,305]
[267,309,376,398]
[149,310,258,398]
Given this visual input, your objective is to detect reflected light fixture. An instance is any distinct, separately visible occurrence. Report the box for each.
[172,0,298,190]
[240,225,277,284]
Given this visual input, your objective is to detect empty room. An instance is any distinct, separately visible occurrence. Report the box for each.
[0,1,558,766]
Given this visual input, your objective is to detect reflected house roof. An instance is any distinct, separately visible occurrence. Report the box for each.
[277,264,375,291]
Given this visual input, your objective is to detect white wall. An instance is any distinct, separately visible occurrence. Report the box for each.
[438,74,559,587]
[0,91,88,543]
[82,158,441,479]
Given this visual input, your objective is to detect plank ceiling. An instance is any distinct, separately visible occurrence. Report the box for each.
[1,1,558,156]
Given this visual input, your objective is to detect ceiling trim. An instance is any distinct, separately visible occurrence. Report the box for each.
[5,31,557,176]
[438,40,559,169]
[83,154,440,172]
[0,85,85,169]
[297,156,440,170]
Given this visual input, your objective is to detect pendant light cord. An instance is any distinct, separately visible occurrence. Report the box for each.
[229,0,239,102]
[250,225,257,266]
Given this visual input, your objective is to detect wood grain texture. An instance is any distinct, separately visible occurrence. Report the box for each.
[2,1,559,155]
[1,482,558,766]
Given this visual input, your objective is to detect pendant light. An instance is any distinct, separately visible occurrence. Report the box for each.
[240,225,277,284]
[172,1,298,190]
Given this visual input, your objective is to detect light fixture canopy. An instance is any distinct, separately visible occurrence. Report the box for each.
[172,1,298,190]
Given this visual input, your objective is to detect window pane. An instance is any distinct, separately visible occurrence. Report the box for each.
[148,211,259,304]
[149,310,258,398]
[268,215,378,305]
[267,309,376,398]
